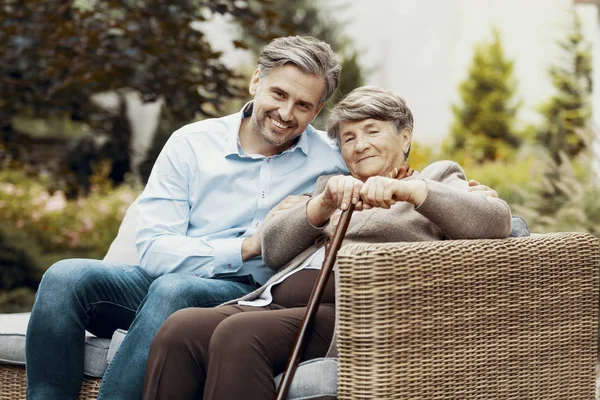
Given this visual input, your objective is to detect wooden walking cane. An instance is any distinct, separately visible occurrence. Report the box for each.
[274,203,355,400]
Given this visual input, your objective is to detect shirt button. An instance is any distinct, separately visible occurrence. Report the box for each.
[227,264,232,269]
[261,191,265,198]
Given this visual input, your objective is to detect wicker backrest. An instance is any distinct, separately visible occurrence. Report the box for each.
[336,232,599,400]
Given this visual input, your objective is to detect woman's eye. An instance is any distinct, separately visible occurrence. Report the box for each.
[368,130,379,134]
[344,137,355,143]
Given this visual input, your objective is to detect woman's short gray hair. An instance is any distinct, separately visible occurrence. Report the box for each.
[327,86,414,142]
[258,36,341,104]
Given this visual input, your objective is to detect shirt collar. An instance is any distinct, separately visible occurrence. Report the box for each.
[226,101,311,158]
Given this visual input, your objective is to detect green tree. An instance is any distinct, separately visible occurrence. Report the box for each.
[0,0,284,180]
[516,14,597,236]
[536,14,593,165]
[443,29,521,164]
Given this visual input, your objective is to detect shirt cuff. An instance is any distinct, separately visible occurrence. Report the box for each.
[211,237,245,274]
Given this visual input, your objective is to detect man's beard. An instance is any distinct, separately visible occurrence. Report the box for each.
[252,113,290,147]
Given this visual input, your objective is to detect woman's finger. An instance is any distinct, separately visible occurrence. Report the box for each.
[374,179,388,208]
[340,177,355,210]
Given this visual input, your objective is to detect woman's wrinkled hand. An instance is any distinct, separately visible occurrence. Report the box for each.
[320,175,365,211]
[360,176,428,209]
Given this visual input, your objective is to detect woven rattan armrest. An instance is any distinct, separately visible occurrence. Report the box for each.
[336,232,599,400]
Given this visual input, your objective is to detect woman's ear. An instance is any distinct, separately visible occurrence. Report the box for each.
[249,69,260,96]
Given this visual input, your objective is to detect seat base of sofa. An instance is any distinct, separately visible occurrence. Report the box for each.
[0,365,100,400]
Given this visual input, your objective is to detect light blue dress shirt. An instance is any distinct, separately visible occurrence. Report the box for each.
[135,103,348,284]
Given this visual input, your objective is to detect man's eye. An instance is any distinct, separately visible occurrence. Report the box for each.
[274,91,284,98]
[368,130,379,134]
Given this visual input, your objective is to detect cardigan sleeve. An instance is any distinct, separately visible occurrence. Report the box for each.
[415,161,512,239]
[260,175,335,270]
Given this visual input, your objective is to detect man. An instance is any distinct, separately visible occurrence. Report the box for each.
[25,35,348,400]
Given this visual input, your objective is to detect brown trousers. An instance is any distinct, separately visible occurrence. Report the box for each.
[142,269,336,400]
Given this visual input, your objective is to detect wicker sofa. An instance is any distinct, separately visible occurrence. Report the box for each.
[335,232,599,399]
[0,198,598,400]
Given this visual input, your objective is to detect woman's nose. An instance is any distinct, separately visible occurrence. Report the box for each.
[355,136,370,152]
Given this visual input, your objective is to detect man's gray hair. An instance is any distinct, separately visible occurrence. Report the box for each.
[327,86,414,142]
[257,36,341,104]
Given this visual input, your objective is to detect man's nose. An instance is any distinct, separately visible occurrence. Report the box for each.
[278,102,294,122]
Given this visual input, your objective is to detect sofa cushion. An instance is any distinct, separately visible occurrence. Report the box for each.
[102,196,140,265]
[273,357,338,400]
[0,313,112,378]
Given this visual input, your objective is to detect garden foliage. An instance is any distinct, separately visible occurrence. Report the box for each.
[443,29,522,164]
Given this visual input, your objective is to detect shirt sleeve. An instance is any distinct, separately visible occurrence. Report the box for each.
[135,134,244,278]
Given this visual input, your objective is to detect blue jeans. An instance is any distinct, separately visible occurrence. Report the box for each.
[25,259,256,400]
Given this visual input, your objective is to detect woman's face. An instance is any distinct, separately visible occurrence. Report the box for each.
[338,118,411,181]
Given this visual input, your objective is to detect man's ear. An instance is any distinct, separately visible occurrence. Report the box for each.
[249,69,261,96]
[401,127,412,154]
[312,102,326,120]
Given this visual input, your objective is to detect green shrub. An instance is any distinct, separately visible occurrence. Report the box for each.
[0,288,36,313]
[456,155,538,209]
[0,223,43,291]
[513,151,600,236]
[0,168,141,257]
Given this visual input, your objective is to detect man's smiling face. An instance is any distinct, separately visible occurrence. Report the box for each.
[249,64,325,150]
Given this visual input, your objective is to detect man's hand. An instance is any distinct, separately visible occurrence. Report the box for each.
[241,195,310,260]
[468,179,498,198]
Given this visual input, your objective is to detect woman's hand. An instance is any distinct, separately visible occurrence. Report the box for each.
[320,175,365,211]
[359,176,428,209]
[307,176,364,227]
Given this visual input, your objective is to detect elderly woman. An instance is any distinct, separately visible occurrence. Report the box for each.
[142,86,513,400]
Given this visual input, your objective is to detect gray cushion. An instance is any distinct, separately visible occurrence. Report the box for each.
[273,357,338,400]
[0,313,112,378]
[107,329,127,363]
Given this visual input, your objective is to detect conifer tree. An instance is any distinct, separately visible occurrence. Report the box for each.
[518,14,598,235]
[444,29,521,163]
[536,14,593,165]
